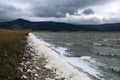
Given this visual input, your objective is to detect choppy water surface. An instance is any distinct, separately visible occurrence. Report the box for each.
[33,32,120,80]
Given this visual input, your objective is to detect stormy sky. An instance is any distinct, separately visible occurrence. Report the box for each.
[0,0,120,24]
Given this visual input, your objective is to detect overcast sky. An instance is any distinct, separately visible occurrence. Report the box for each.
[0,0,120,24]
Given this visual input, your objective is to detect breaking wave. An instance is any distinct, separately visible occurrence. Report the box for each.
[27,33,92,80]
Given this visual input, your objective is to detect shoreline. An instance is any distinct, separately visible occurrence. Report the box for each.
[23,33,91,80]
[0,29,91,80]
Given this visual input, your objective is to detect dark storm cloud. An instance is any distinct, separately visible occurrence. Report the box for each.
[80,17,100,24]
[82,8,95,15]
[67,17,101,24]
[31,0,110,18]
[0,0,118,24]
[0,0,112,18]
[0,3,19,21]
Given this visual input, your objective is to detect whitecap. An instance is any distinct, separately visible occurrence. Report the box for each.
[27,33,92,80]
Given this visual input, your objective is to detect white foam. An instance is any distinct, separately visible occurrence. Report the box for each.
[102,39,109,42]
[103,38,120,41]
[93,42,102,46]
[41,40,104,79]
[63,56,104,80]
[28,33,91,80]
[35,34,104,80]
[37,38,68,56]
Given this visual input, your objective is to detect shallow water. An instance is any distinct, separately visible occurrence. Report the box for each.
[33,32,120,80]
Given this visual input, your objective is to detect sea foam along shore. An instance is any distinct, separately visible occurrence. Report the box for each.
[27,33,92,80]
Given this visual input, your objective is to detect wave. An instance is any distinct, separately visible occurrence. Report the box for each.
[93,42,102,46]
[91,58,120,73]
[102,38,120,42]
[38,39,69,56]
[27,33,91,80]
[63,56,104,80]
[32,33,106,80]
[92,46,120,58]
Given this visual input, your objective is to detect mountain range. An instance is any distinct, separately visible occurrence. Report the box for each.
[0,18,120,31]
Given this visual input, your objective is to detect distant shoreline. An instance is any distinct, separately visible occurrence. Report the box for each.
[0,18,120,31]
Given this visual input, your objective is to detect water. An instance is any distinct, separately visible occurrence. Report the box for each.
[28,33,91,80]
[32,32,120,80]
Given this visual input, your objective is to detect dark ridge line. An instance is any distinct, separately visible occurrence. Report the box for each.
[0,18,120,31]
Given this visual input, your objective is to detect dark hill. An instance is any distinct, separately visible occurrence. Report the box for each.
[0,19,120,31]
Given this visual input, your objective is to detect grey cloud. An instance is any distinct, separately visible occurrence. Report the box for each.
[82,17,100,24]
[0,0,116,24]
[102,18,120,24]
[68,17,101,24]
[82,8,95,15]
[0,3,20,21]
[31,0,111,18]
